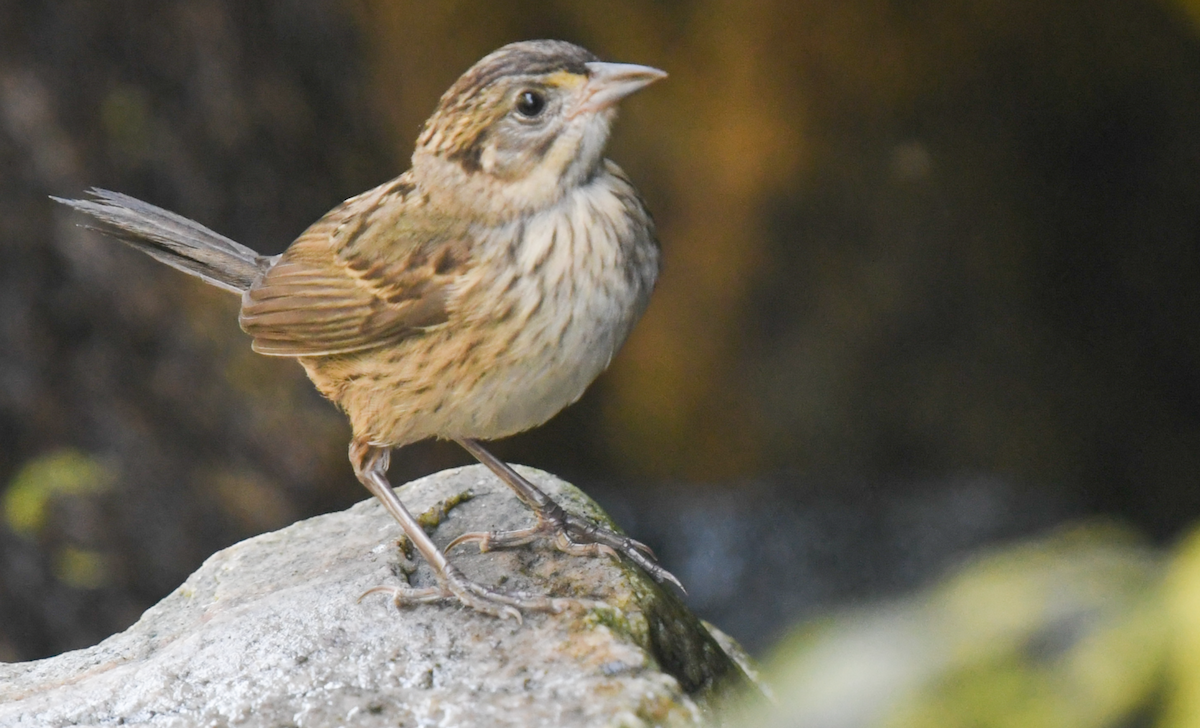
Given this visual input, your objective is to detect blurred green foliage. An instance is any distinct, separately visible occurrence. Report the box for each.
[738,523,1182,727]
[3,449,113,539]
[3,449,115,592]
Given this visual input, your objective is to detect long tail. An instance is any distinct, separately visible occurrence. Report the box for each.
[52,188,271,294]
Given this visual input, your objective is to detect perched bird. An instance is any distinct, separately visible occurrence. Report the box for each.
[55,40,674,619]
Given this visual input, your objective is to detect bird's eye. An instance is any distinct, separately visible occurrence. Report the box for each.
[515,90,546,118]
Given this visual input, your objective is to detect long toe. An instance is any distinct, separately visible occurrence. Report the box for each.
[359,567,602,621]
[551,530,619,560]
[446,573,602,621]
[445,526,542,554]
[357,584,450,606]
[556,515,684,592]
[564,514,658,559]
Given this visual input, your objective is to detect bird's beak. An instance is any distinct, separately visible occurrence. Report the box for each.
[572,62,667,117]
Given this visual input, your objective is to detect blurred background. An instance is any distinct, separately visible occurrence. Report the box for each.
[4,0,1200,722]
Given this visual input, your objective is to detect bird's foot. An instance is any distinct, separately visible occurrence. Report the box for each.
[358,564,602,622]
[451,439,686,592]
[447,509,685,593]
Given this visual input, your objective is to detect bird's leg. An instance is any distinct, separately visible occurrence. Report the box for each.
[448,438,684,591]
[350,440,579,620]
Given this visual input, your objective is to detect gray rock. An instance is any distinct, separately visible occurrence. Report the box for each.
[0,465,751,727]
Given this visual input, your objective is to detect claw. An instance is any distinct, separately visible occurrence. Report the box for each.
[623,550,686,594]
[446,527,540,554]
[357,584,451,606]
[631,540,657,559]
[488,603,522,624]
[445,531,488,553]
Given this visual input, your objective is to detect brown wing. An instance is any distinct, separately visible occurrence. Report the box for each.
[239,175,471,357]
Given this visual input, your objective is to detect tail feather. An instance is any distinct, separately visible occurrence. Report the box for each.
[52,189,270,294]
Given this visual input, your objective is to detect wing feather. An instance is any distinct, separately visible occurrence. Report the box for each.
[238,175,471,357]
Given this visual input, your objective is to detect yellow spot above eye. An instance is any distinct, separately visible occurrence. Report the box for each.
[3,449,114,537]
[542,70,587,90]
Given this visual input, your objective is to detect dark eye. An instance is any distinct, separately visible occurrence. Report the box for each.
[515,90,546,118]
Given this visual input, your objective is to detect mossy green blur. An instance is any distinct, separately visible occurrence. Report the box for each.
[733,523,1176,728]
[3,449,114,538]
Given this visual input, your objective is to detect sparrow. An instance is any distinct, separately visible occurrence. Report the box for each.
[55,39,674,620]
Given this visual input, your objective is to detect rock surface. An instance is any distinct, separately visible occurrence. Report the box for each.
[0,465,750,727]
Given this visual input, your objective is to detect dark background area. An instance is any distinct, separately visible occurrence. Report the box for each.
[3,0,1200,660]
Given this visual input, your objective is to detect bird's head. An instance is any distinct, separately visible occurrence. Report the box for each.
[411,40,666,221]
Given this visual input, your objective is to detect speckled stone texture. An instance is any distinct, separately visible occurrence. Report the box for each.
[0,465,749,727]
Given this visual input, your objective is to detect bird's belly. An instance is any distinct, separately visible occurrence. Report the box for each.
[309,257,643,447]
[464,297,625,437]
[319,297,629,447]
[309,172,657,447]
